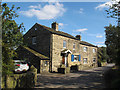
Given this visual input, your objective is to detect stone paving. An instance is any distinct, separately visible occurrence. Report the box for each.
[35,64,115,89]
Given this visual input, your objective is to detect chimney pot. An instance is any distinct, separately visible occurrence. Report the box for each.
[51,22,58,31]
[76,35,81,41]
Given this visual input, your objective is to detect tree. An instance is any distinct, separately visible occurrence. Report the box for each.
[105,0,119,19]
[105,24,120,66]
[1,3,25,75]
[105,0,120,66]
[97,46,109,66]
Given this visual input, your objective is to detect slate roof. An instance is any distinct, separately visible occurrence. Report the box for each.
[22,46,49,60]
[36,23,97,47]
[37,23,77,40]
[80,41,97,47]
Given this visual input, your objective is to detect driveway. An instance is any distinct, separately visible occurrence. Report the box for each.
[35,64,115,89]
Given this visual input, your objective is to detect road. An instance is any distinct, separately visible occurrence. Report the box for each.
[35,64,115,89]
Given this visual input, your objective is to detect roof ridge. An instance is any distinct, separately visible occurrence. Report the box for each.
[37,23,77,40]
[37,23,54,31]
[36,23,97,47]
[80,41,97,47]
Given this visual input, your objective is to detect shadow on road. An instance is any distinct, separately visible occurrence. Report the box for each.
[36,71,104,88]
[35,64,115,88]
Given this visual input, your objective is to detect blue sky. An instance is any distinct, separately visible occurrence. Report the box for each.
[5,1,117,47]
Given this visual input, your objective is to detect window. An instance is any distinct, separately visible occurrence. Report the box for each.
[63,40,66,48]
[32,37,36,45]
[73,43,75,50]
[77,44,79,49]
[35,28,37,30]
[74,55,79,62]
[83,47,87,52]
[93,58,96,63]
[93,48,96,53]
[83,58,87,64]
[71,55,81,62]
[44,61,48,66]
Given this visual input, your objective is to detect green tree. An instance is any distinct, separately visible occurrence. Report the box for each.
[97,46,109,66]
[105,0,119,19]
[2,3,25,75]
[105,24,120,66]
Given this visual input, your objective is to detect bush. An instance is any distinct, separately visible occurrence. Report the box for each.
[30,65,37,72]
[104,68,120,88]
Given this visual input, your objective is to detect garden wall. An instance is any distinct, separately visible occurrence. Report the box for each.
[1,65,37,88]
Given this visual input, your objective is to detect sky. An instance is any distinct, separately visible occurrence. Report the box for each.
[4,1,118,47]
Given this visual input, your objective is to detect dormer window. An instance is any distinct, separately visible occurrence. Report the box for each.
[32,36,36,45]
[35,28,37,30]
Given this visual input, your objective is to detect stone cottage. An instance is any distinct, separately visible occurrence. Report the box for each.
[17,22,98,73]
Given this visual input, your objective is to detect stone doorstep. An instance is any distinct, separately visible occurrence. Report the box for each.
[58,67,70,74]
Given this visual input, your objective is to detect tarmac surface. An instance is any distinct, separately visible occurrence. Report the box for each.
[35,64,115,89]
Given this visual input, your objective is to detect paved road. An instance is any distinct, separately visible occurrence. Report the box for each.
[35,64,115,89]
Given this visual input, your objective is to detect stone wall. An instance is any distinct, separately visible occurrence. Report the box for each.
[1,65,37,88]
[51,34,81,72]
[51,34,98,72]
[23,23,51,57]
[40,60,49,73]
[80,44,98,68]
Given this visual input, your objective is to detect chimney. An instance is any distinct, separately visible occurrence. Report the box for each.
[51,22,58,31]
[76,35,81,41]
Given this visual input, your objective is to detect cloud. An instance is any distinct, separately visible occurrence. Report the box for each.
[58,23,68,29]
[19,2,66,20]
[86,33,104,38]
[29,4,41,9]
[71,33,77,36]
[95,42,104,44]
[95,42,105,47]
[79,8,83,13]
[95,0,119,10]
[74,28,88,32]
[43,0,59,2]
[97,44,106,47]
[59,23,64,26]
[96,35,103,38]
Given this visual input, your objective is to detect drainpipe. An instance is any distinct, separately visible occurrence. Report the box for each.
[50,34,53,72]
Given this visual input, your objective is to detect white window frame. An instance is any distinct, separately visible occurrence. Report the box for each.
[93,58,96,63]
[83,47,87,52]
[73,43,75,50]
[83,58,87,64]
[74,55,79,62]
[32,37,36,45]
[63,40,66,48]
[44,61,48,66]
[93,48,96,53]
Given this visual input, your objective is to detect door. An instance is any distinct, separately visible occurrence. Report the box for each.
[41,60,49,73]
[62,56,68,67]
[62,56,65,64]
[65,56,68,67]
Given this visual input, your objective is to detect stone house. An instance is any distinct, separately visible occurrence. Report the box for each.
[17,22,98,73]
